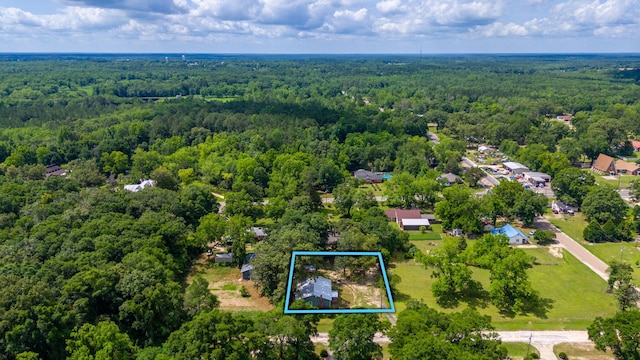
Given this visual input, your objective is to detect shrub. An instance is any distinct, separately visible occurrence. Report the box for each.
[558,351,568,360]
[240,285,250,297]
[319,349,329,358]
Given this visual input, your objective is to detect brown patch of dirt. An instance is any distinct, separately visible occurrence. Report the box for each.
[189,253,274,312]
[321,268,390,309]
[549,245,564,258]
[210,279,274,312]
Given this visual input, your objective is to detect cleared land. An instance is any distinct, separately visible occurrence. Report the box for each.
[391,246,617,330]
[190,260,274,312]
[554,342,614,359]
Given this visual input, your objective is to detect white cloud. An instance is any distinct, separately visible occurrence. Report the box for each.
[376,0,404,15]
[475,22,528,37]
[190,0,261,21]
[328,8,369,33]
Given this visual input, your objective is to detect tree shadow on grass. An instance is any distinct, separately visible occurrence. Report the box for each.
[497,296,555,319]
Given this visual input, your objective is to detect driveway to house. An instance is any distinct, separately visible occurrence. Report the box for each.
[534,216,609,281]
[312,331,590,360]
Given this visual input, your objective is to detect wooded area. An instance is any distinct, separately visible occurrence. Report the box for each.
[1,54,640,359]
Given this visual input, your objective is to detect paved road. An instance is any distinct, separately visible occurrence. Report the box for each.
[534,216,609,281]
[312,331,589,360]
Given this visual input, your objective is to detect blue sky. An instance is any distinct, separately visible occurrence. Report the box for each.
[0,0,639,53]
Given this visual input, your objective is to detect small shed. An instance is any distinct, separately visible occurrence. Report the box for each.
[241,263,254,280]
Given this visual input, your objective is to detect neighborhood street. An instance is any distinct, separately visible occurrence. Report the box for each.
[312,331,590,360]
[533,216,610,281]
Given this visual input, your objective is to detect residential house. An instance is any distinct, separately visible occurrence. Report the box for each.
[592,154,616,175]
[423,214,440,224]
[478,145,495,154]
[384,208,430,230]
[551,200,576,214]
[556,114,573,122]
[353,169,383,183]
[123,179,155,192]
[247,227,267,241]
[632,141,640,152]
[503,162,530,175]
[614,160,640,175]
[45,164,67,178]
[295,276,338,308]
[437,173,462,186]
[490,224,528,245]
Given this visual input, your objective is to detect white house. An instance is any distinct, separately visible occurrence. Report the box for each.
[124,179,155,192]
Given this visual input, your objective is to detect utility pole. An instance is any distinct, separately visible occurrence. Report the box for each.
[525,333,532,358]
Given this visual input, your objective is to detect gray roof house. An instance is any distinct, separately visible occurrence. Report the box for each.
[353,169,383,183]
[295,276,337,309]
[437,173,462,186]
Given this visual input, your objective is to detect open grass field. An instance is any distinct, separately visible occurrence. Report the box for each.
[391,247,617,330]
[583,241,640,284]
[546,213,640,284]
[595,174,637,189]
[503,343,539,360]
[547,213,588,242]
[554,343,614,359]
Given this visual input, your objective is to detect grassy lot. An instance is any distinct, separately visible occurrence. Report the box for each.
[547,213,588,242]
[410,239,444,253]
[583,242,640,284]
[408,232,442,241]
[391,247,617,330]
[546,213,640,284]
[504,342,539,360]
[595,174,637,189]
[554,343,614,359]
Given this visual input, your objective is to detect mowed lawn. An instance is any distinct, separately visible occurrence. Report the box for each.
[546,214,640,285]
[547,213,588,242]
[391,247,617,330]
[595,174,637,189]
[584,242,640,284]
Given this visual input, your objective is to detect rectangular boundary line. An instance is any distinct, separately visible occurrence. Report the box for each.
[284,251,396,314]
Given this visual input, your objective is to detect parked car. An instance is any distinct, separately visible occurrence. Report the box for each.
[528,230,536,236]
[566,209,574,215]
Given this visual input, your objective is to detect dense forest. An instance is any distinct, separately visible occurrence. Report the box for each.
[1,54,640,359]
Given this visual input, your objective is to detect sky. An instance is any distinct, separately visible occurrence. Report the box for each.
[0,0,639,53]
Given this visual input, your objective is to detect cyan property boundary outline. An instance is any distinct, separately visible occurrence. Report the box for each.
[283,251,396,314]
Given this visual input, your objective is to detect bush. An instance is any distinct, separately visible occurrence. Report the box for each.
[558,351,568,360]
[240,285,250,297]
[319,349,329,358]
[533,230,555,245]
